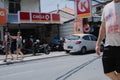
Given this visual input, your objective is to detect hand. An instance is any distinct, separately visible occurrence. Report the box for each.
[2,46,4,49]
[95,45,101,55]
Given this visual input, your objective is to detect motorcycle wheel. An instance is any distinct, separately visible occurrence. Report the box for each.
[44,46,50,54]
[33,48,38,56]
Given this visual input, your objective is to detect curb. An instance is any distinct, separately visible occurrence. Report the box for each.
[0,53,69,66]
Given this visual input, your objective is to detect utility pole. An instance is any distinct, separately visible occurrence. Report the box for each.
[39,0,41,12]
[57,4,59,13]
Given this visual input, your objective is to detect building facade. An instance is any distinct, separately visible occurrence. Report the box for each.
[0,0,110,42]
[0,0,61,43]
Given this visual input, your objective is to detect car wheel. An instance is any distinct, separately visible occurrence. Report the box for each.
[65,50,70,53]
[81,47,87,54]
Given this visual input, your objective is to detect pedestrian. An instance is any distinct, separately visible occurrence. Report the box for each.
[3,30,14,62]
[12,32,24,60]
[95,0,120,80]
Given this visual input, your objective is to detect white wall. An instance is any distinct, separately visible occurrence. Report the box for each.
[0,0,4,8]
[60,21,74,38]
[21,0,40,12]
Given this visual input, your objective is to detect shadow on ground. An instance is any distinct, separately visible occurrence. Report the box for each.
[67,50,96,55]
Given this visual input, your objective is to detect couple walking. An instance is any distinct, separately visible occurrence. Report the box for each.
[3,30,24,62]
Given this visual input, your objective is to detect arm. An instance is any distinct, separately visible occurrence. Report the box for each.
[95,22,106,55]
[20,36,22,39]
[11,36,17,39]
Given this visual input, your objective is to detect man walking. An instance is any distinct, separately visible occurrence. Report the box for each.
[96,0,120,80]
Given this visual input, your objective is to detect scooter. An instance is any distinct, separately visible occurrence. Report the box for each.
[49,39,64,51]
[32,39,51,56]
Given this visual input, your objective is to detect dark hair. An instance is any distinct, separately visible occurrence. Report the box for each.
[17,32,21,34]
[5,30,8,32]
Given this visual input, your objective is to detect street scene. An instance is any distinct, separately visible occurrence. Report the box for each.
[0,52,110,80]
[0,0,119,80]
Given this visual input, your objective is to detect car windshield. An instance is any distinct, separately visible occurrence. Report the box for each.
[65,35,80,40]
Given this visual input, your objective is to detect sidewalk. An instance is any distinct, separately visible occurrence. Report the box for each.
[0,51,68,65]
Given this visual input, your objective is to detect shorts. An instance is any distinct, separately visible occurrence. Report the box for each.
[16,43,22,49]
[4,44,11,52]
[102,46,120,73]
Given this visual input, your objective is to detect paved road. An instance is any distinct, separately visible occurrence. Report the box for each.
[0,53,110,80]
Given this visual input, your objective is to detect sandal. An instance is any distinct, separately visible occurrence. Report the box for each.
[3,59,7,62]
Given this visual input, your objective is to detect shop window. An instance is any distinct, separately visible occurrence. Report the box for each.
[9,0,21,13]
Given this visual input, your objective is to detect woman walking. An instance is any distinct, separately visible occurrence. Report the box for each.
[14,32,24,60]
[3,30,14,62]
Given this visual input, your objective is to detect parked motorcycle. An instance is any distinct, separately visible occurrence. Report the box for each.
[50,39,64,51]
[32,39,51,56]
[0,41,4,55]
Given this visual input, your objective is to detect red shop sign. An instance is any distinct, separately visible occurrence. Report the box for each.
[32,13,51,22]
[0,8,7,26]
[52,14,60,22]
[76,0,91,18]
[19,12,30,22]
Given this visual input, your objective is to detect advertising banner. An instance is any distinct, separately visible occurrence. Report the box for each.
[76,0,91,18]
[18,11,60,23]
[74,19,83,34]
[0,8,6,26]
[19,12,30,23]
[51,13,60,22]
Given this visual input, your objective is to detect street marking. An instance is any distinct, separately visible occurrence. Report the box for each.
[56,56,101,80]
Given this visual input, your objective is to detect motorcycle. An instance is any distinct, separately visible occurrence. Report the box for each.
[0,41,4,55]
[50,39,64,51]
[32,39,51,56]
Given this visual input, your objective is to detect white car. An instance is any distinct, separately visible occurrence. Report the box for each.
[63,34,104,54]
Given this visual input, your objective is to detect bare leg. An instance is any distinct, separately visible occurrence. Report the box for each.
[16,50,19,60]
[8,51,14,60]
[4,52,8,62]
[116,73,120,80]
[20,51,24,59]
[18,49,24,59]
[106,71,119,80]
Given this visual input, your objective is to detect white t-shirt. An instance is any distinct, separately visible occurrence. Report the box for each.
[101,1,120,46]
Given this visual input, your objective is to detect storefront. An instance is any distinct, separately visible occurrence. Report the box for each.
[6,11,61,43]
